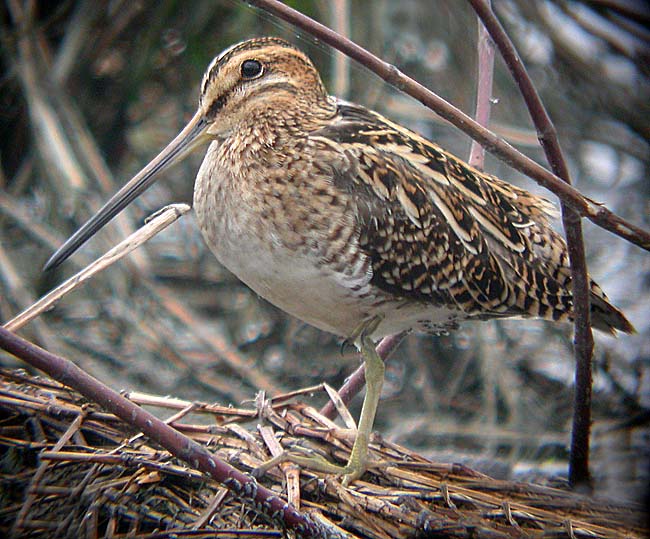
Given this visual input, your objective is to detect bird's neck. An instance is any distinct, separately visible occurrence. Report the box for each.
[258,93,337,135]
[220,95,336,162]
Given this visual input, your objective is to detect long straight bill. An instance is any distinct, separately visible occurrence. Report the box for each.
[45,111,210,271]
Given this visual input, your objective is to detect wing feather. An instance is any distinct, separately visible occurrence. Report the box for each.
[309,101,634,333]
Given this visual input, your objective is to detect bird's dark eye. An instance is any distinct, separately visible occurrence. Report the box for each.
[241,59,263,79]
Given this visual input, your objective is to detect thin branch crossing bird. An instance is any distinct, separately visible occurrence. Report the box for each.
[46,37,634,483]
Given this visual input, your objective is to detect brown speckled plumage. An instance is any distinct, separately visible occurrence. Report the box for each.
[311,102,631,334]
[192,37,632,338]
[46,37,635,481]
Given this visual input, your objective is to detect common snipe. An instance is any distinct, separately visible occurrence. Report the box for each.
[46,37,634,483]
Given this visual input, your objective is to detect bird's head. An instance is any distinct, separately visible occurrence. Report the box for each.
[199,37,330,137]
[45,37,329,270]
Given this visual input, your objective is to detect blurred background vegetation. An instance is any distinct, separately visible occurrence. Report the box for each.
[1,0,648,505]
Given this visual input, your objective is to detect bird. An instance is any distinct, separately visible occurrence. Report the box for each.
[45,36,635,483]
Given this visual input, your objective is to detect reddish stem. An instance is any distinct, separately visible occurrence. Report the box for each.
[320,332,407,420]
[469,10,496,170]
[468,0,594,490]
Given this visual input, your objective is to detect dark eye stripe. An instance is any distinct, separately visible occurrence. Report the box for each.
[207,94,227,117]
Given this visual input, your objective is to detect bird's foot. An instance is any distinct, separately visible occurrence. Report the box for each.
[252,438,369,486]
[255,315,385,486]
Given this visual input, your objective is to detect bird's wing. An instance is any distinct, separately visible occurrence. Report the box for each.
[310,102,577,322]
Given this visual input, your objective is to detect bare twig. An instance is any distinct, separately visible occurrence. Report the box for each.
[468,0,594,489]
[247,0,650,252]
[469,5,500,455]
[0,327,335,538]
[319,332,407,420]
[258,424,302,510]
[3,205,190,332]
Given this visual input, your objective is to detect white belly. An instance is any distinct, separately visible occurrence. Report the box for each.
[208,232,369,336]
[202,233,461,338]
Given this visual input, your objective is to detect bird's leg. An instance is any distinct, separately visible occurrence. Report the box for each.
[341,316,385,484]
[254,316,384,485]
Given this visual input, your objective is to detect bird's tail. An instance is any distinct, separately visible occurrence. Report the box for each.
[588,281,635,335]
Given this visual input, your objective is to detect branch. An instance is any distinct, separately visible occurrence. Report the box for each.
[469,7,496,170]
[468,0,594,489]
[247,0,650,252]
[0,327,334,538]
